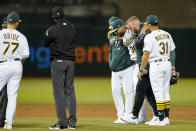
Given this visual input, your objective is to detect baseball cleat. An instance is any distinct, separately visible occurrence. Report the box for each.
[49,123,68,130]
[68,125,76,129]
[120,113,140,124]
[120,113,133,123]
[113,117,127,123]
[145,116,159,125]
[130,116,140,125]
[163,117,170,125]
[148,118,166,126]
[4,123,12,130]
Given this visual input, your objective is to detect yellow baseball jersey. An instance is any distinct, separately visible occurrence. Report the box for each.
[143,29,176,62]
[0,29,30,61]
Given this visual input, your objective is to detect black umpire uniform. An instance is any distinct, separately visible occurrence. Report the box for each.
[132,24,158,118]
[0,17,8,127]
[42,7,77,129]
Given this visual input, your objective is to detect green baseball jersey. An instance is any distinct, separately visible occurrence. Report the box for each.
[108,34,135,72]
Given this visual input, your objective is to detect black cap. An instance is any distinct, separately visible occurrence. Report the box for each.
[52,6,64,18]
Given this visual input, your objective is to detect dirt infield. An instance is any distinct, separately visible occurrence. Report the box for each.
[16,104,196,121]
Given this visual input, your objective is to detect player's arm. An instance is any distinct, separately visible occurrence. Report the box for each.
[22,37,30,59]
[170,50,176,71]
[108,36,112,64]
[140,51,150,71]
[20,36,30,64]
[137,35,152,80]
[137,51,150,80]
[42,28,53,47]
[170,35,176,71]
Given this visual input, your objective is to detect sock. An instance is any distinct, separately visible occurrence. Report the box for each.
[156,101,165,121]
[165,100,170,118]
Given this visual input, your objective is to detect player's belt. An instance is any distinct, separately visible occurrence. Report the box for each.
[154,59,170,63]
[0,58,21,63]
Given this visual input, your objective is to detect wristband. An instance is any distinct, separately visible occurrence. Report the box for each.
[139,33,145,37]
[139,69,143,73]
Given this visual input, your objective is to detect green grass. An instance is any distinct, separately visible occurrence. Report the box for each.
[18,77,196,105]
[0,118,196,131]
[7,78,196,131]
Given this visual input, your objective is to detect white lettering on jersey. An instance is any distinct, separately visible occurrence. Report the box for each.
[0,29,30,61]
[143,29,176,62]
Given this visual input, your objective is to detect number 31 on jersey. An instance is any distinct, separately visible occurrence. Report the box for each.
[159,42,168,55]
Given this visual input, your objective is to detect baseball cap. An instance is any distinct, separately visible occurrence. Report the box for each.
[52,6,64,18]
[110,19,125,33]
[145,15,158,26]
[108,16,119,30]
[7,11,21,23]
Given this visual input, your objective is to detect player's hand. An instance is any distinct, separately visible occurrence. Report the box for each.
[143,69,148,75]
[140,24,148,34]
[107,31,111,39]
[172,66,175,72]
[137,72,143,80]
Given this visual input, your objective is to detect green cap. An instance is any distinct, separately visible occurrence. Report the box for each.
[7,11,21,23]
[110,19,124,33]
[108,16,119,30]
[108,16,119,26]
[145,15,158,26]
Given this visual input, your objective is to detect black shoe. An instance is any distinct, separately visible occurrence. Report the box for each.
[49,123,68,130]
[68,125,76,129]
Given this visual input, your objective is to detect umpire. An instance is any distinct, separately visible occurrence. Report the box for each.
[42,6,77,130]
[0,17,8,127]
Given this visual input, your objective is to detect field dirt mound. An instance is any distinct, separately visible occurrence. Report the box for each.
[16,104,196,121]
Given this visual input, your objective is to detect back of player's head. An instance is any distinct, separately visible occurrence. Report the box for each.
[52,6,64,19]
[145,15,158,26]
[7,11,21,24]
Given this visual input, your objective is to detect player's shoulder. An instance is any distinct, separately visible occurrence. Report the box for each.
[144,33,151,41]
[47,25,55,32]
[159,29,173,38]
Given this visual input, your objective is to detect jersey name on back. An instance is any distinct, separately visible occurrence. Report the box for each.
[154,34,170,41]
[3,33,19,41]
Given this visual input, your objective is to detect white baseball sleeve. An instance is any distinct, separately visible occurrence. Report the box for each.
[143,35,153,52]
[21,36,30,59]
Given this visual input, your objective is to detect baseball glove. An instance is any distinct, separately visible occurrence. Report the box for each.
[170,71,180,85]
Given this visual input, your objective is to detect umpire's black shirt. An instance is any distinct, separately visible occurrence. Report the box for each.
[42,17,75,61]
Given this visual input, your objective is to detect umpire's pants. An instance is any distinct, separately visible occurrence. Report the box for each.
[51,59,76,126]
[132,74,157,117]
[0,86,8,125]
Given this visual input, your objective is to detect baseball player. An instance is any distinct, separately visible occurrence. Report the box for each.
[114,19,149,123]
[108,17,135,123]
[121,16,158,124]
[138,15,176,126]
[0,17,8,127]
[0,11,30,129]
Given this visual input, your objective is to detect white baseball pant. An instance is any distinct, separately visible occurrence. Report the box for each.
[149,60,171,102]
[111,65,135,118]
[0,61,22,123]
